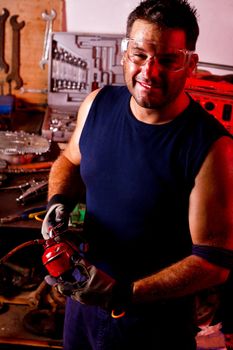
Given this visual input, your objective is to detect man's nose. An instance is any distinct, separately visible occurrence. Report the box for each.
[142,57,160,77]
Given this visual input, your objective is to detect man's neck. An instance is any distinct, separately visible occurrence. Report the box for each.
[130,91,190,125]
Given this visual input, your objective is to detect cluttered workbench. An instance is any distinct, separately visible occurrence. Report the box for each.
[0,131,65,349]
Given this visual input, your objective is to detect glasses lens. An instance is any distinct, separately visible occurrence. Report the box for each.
[156,50,187,71]
[125,39,189,72]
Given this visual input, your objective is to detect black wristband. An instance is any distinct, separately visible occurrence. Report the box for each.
[47,194,76,212]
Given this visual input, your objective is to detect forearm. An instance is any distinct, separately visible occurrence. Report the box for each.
[132,255,230,304]
[48,153,84,203]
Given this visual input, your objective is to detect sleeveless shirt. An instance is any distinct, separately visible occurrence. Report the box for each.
[79,85,230,284]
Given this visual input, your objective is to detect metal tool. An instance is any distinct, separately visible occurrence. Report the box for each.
[42,227,125,318]
[40,9,56,69]
[20,87,48,94]
[0,8,9,73]
[0,181,32,191]
[16,179,48,204]
[6,15,25,90]
[0,131,50,165]
[0,205,47,224]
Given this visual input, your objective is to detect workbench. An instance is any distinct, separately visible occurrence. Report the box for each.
[0,169,63,349]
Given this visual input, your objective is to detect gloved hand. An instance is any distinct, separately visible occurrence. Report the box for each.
[45,256,133,313]
[41,202,70,240]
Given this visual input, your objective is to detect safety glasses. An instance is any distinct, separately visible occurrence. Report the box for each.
[121,38,194,72]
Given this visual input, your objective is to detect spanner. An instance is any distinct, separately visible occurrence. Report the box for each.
[6,15,25,89]
[40,9,56,69]
[0,8,10,73]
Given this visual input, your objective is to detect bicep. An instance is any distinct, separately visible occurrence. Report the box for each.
[189,136,233,249]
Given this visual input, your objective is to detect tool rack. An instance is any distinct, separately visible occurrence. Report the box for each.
[42,32,125,142]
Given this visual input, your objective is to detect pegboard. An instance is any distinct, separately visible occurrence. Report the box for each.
[0,0,64,106]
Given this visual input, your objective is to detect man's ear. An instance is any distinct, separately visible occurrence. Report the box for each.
[188,53,199,77]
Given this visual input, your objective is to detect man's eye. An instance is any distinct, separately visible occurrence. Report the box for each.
[157,55,180,66]
[135,53,146,58]
[132,52,147,60]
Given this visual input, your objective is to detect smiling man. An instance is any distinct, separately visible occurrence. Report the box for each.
[41,1,233,349]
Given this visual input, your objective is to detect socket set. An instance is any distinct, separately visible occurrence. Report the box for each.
[42,32,124,142]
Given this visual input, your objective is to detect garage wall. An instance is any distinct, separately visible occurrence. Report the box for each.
[65,0,233,74]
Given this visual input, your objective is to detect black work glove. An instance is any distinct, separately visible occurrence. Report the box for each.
[45,256,133,313]
[41,195,72,239]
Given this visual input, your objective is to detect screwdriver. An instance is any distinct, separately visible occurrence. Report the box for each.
[0,206,46,224]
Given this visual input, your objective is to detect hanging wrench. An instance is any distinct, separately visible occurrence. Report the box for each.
[0,8,10,73]
[40,9,56,70]
[6,15,25,89]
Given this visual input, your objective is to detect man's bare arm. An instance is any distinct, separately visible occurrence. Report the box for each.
[132,136,233,303]
[47,89,101,202]
[47,155,82,201]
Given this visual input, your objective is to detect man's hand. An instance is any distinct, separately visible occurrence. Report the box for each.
[45,256,133,312]
[41,203,70,239]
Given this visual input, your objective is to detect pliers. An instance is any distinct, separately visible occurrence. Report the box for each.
[0,205,47,224]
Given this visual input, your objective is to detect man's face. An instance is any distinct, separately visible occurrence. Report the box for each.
[123,20,196,110]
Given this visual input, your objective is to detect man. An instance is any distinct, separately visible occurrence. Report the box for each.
[42,0,233,349]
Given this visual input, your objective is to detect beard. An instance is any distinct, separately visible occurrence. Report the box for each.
[123,67,188,111]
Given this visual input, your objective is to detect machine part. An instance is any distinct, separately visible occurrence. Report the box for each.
[0,161,53,174]
[23,308,64,338]
[0,181,32,191]
[0,131,50,165]
[185,77,233,135]
[0,8,9,73]
[16,179,48,204]
[0,262,35,297]
[3,261,30,278]
[0,131,50,154]
[0,167,50,174]
[0,264,16,296]
[27,280,48,307]
[42,235,78,278]
[40,9,56,69]
[6,15,25,89]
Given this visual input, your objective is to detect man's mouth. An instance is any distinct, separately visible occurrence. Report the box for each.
[136,80,162,90]
[138,80,151,89]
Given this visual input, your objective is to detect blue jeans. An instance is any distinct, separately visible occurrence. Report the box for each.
[63,297,197,350]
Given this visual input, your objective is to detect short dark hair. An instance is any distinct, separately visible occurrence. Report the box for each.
[126,0,199,50]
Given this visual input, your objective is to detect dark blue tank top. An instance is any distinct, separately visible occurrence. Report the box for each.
[79,85,230,283]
